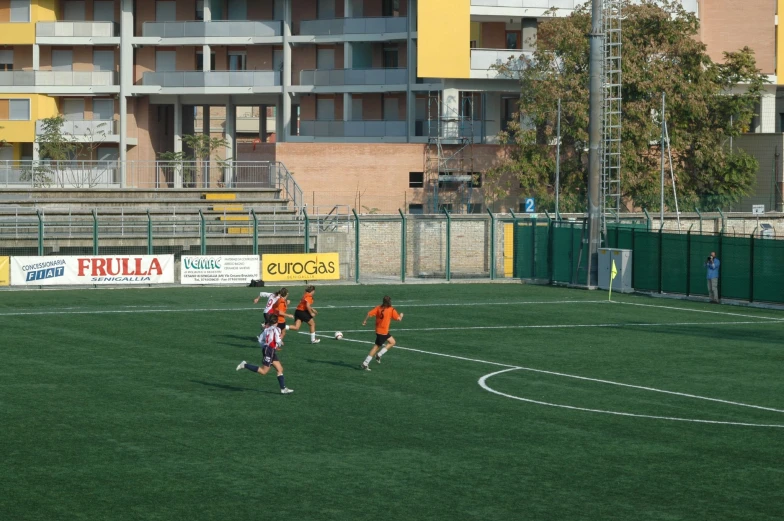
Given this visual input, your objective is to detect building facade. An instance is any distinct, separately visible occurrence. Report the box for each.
[0,0,778,213]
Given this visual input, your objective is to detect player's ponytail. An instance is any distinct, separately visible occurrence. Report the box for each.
[279,288,288,297]
[267,314,279,325]
[305,285,315,293]
[382,295,392,308]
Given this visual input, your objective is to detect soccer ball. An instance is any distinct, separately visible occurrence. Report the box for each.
[334,331,343,340]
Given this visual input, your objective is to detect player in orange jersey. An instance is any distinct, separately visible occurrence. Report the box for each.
[272,288,294,340]
[360,295,403,371]
[289,285,320,344]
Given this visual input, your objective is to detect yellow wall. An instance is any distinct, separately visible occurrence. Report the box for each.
[0,0,58,44]
[417,0,470,79]
[779,0,784,82]
[0,94,57,143]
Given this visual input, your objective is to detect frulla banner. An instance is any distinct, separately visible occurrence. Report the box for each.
[10,255,175,286]
[261,253,340,281]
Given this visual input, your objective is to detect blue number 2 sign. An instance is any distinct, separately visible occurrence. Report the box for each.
[524,198,535,213]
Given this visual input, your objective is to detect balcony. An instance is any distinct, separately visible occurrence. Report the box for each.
[415,120,485,142]
[0,71,119,93]
[36,119,119,141]
[140,70,282,92]
[297,16,407,39]
[298,68,407,90]
[470,49,531,79]
[471,0,578,9]
[36,22,119,44]
[141,20,282,43]
[298,119,406,139]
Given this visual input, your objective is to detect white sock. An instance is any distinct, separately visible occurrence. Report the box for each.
[378,348,388,358]
[310,332,316,342]
[363,356,372,365]
[285,325,290,330]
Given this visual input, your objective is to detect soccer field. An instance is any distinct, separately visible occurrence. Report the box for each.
[2,284,783,521]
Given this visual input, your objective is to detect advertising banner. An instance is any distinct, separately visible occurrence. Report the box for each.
[0,256,8,286]
[181,255,260,285]
[11,255,175,286]
[261,253,340,281]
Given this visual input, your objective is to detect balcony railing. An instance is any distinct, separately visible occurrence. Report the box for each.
[299,68,407,86]
[36,119,118,136]
[415,120,484,140]
[0,71,118,87]
[299,120,407,138]
[36,21,118,38]
[471,0,578,8]
[470,49,532,77]
[142,20,282,38]
[298,16,407,36]
[142,70,281,88]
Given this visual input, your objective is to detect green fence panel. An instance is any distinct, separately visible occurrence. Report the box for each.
[687,234,720,297]
[551,223,575,283]
[632,230,660,291]
[660,233,688,294]
[616,228,634,250]
[513,222,533,278]
[720,236,752,301]
[752,238,784,303]
[534,223,550,280]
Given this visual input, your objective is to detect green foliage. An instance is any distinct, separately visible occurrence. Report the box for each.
[488,0,767,213]
[157,134,228,187]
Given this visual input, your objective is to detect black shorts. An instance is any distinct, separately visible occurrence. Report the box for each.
[375,334,391,347]
[262,346,279,367]
[277,322,286,331]
[294,309,313,323]
[263,312,270,323]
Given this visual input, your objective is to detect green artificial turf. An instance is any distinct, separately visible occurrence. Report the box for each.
[1,284,783,521]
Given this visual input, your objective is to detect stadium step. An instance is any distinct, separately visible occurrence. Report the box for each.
[210,205,245,212]
[217,215,251,221]
[203,193,237,201]
[226,227,251,234]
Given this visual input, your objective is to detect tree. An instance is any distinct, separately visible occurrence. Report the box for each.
[25,115,110,187]
[157,133,228,188]
[484,0,767,213]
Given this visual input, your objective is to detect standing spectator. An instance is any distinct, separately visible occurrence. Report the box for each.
[705,251,720,303]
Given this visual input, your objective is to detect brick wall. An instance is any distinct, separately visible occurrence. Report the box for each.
[700,0,775,74]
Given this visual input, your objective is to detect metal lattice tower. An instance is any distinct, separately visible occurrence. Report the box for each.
[602,0,623,229]
[424,91,477,213]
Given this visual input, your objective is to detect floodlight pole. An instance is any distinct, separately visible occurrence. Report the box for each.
[556,98,561,219]
[586,0,603,287]
[660,92,665,226]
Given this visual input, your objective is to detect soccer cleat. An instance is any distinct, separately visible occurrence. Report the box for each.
[236,361,246,371]
[311,338,321,344]
[374,354,382,364]
[361,363,371,371]
[280,387,294,394]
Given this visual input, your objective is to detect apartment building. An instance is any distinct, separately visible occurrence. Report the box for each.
[0,0,776,213]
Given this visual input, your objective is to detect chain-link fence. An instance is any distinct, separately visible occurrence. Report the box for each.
[0,209,518,285]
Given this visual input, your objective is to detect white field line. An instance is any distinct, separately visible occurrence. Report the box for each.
[478,369,784,429]
[0,299,607,317]
[307,332,784,427]
[613,300,784,322]
[332,320,781,334]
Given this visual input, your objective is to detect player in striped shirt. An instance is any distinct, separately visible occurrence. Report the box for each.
[236,314,293,394]
[253,287,289,327]
[288,285,320,344]
[360,296,404,371]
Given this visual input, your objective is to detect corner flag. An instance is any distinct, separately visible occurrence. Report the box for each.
[609,259,618,301]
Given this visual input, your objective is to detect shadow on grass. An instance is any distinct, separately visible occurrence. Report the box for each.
[190,380,278,394]
[305,358,359,370]
[221,334,261,348]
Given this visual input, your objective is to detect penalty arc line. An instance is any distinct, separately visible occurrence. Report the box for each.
[478,368,784,429]
[306,332,784,427]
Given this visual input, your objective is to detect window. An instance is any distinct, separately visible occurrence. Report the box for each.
[383,46,398,68]
[0,50,13,72]
[471,172,482,188]
[382,0,400,17]
[316,48,335,70]
[470,40,477,49]
[196,0,204,20]
[93,1,114,22]
[228,52,247,71]
[468,203,484,214]
[0,99,31,120]
[10,0,31,23]
[156,1,177,22]
[64,1,86,21]
[383,97,399,121]
[317,0,335,19]
[316,97,335,121]
[439,203,453,213]
[93,99,114,121]
[409,172,424,188]
[505,31,520,50]
[93,50,115,72]
[408,204,423,215]
[196,52,216,71]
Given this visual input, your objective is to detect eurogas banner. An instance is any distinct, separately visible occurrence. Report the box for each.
[262,253,340,282]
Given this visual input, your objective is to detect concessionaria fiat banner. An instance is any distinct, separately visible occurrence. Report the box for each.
[11,256,175,286]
